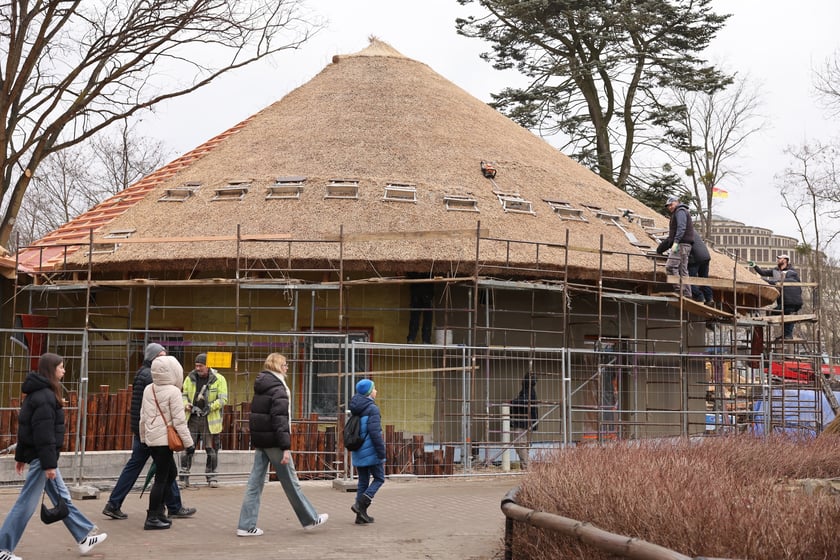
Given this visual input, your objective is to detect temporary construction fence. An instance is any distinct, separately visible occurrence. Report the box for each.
[0,326,833,484]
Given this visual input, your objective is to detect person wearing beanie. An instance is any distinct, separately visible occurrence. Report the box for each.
[140,355,195,530]
[348,377,385,524]
[236,353,328,536]
[144,343,166,363]
[103,343,196,521]
[661,195,695,298]
[181,352,228,488]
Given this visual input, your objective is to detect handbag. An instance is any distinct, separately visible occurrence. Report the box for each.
[152,388,185,452]
[40,480,69,524]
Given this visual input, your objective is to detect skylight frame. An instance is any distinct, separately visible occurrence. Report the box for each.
[325,179,360,200]
[266,176,306,200]
[382,183,417,203]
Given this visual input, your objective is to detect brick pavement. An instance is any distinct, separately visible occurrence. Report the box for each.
[0,475,516,560]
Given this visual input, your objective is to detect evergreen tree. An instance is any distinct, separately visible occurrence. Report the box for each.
[456,0,731,191]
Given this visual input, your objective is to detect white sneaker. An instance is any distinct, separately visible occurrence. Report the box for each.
[236,527,263,537]
[0,550,22,560]
[79,532,108,555]
[303,513,328,530]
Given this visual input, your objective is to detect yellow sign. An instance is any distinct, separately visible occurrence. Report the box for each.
[206,351,231,369]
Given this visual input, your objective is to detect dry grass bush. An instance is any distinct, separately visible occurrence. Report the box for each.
[512,435,840,559]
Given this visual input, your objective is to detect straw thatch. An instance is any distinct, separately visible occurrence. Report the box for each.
[17,38,774,300]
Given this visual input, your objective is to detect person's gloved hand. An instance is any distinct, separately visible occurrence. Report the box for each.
[185,446,195,455]
[747,260,755,267]
[671,243,679,254]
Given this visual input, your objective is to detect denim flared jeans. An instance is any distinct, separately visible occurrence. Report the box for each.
[0,459,94,552]
[237,448,319,530]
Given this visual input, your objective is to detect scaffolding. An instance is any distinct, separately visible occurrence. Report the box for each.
[3,225,834,479]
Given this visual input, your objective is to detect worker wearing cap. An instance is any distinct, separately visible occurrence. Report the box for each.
[661,195,695,298]
[748,254,803,339]
[181,353,228,487]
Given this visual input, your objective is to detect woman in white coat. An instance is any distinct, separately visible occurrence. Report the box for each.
[139,355,194,530]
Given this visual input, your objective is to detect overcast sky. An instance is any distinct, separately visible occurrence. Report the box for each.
[141,0,840,244]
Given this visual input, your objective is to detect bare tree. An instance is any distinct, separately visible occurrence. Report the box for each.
[85,121,169,206]
[777,141,840,352]
[11,121,170,250]
[814,49,840,117]
[0,1,321,247]
[663,77,765,238]
[12,145,91,248]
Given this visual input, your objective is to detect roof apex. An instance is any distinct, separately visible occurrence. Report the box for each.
[335,36,406,62]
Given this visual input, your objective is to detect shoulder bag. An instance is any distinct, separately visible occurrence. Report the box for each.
[40,480,69,524]
[153,388,185,452]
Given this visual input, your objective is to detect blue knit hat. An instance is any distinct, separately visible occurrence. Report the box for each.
[356,379,374,396]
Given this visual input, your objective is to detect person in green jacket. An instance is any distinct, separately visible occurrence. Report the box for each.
[181,353,228,488]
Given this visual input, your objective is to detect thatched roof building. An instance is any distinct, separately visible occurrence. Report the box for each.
[16,38,774,304]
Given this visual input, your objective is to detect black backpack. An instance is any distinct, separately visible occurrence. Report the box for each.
[343,413,364,451]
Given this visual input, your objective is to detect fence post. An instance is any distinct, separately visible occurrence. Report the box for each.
[501,404,510,471]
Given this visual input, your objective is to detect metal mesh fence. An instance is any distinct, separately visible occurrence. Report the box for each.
[0,328,833,481]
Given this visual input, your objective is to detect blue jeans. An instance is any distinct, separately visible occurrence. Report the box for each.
[0,459,94,552]
[356,461,385,501]
[106,435,182,511]
[238,448,318,530]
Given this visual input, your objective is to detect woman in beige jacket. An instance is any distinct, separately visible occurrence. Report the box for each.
[139,355,194,530]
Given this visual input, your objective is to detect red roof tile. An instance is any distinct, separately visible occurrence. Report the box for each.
[15,117,253,272]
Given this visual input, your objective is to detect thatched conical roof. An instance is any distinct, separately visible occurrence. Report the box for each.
[17,38,772,299]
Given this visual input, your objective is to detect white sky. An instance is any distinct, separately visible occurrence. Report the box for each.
[141,0,840,243]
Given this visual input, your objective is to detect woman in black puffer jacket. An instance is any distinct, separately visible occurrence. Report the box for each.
[0,353,107,559]
[236,353,328,537]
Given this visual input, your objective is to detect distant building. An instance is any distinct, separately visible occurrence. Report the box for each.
[709,216,810,280]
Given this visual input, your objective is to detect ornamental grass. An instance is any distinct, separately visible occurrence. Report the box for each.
[509,435,840,559]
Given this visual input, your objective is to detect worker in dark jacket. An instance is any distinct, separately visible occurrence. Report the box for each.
[103,343,195,520]
[688,234,713,305]
[749,253,803,339]
[659,195,695,298]
[349,378,386,524]
[0,353,107,558]
[236,353,328,537]
[510,373,538,469]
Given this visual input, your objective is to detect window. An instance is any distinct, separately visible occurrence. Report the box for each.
[266,176,305,199]
[212,180,250,201]
[593,209,621,223]
[159,182,201,202]
[444,194,479,212]
[88,228,137,255]
[544,199,587,222]
[325,179,359,199]
[103,229,136,239]
[383,183,417,203]
[494,191,534,214]
[304,333,369,416]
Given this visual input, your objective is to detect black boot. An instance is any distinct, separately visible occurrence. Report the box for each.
[351,494,374,524]
[144,509,171,530]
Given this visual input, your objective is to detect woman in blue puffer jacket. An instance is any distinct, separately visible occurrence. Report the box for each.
[348,378,385,524]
